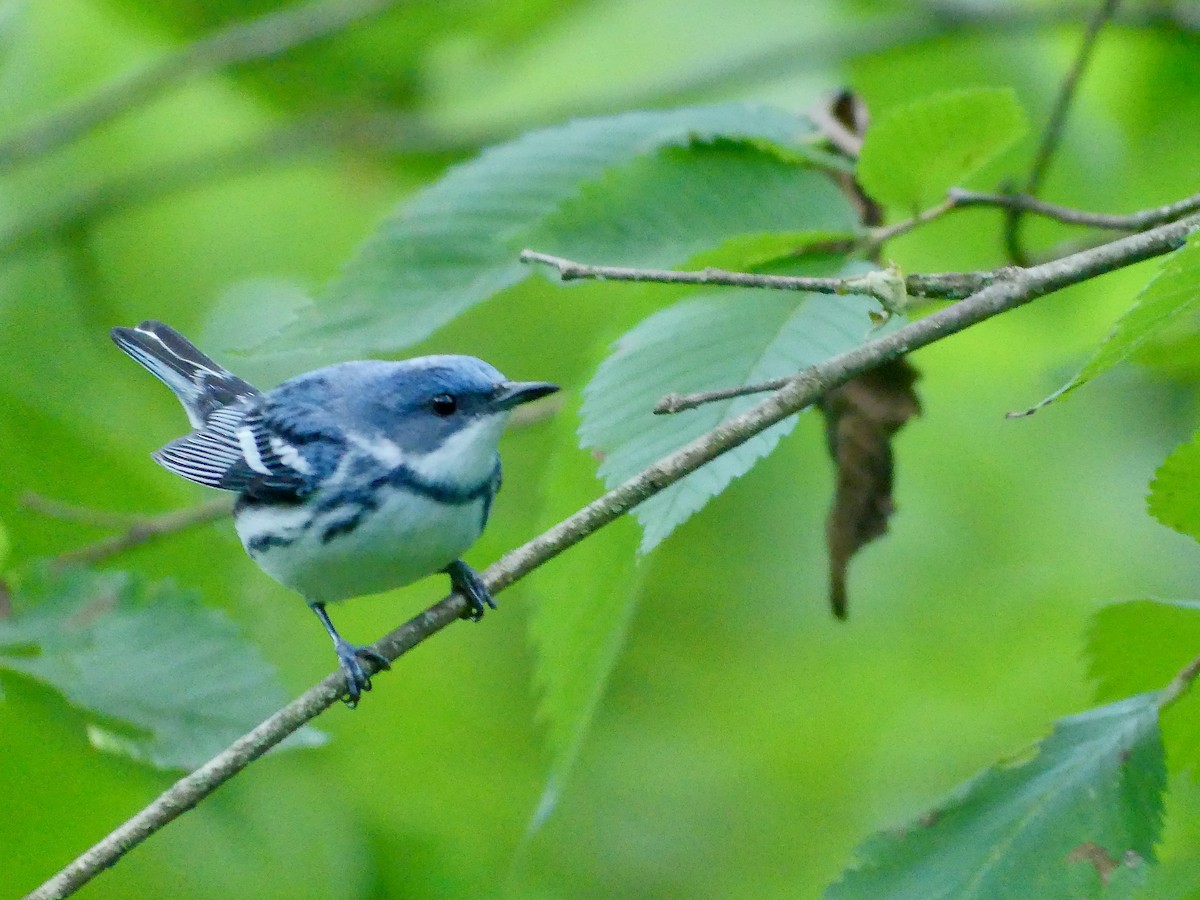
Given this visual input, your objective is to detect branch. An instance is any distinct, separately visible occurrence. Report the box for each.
[26,213,1200,900]
[1161,650,1200,708]
[21,495,233,568]
[520,248,996,304]
[1005,0,1122,263]
[870,188,1200,251]
[0,0,407,175]
[657,213,1200,415]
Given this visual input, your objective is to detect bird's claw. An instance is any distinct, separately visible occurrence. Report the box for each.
[334,640,390,707]
[446,561,496,622]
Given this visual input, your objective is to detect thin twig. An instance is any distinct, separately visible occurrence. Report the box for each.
[1160,651,1200,708]
[1005,0,1122,263]
[521,249,881,297]
[867,187,1200,252]
[0,0,407,175]
[952,188,1200,231]
[22,497,234,568]
[865,197,955,248]
[521,248,995,303]
[657,213,1200,415]
[20,494,146,529]
[25,212,1200,900]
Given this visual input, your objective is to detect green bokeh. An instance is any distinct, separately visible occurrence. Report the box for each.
[3,2,1200,899]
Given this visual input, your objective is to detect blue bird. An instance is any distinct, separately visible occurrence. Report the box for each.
[112,321,558,705]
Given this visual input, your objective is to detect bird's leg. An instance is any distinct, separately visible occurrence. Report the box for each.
[445,560,496,622]
[309,601,391,707]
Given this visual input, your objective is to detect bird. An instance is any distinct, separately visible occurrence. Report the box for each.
[112,320,558,705]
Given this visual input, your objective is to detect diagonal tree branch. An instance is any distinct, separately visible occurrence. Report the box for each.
[25,212,1200,900]
[0,0,408,175]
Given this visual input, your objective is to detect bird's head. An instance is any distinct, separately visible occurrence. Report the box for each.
[341,355,558,485]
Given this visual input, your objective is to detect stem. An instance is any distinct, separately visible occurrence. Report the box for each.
[951,189,1200,231]
[1160,652,1200,709]
[21,496,234,568]
[1005,0,1122,263]
[655,213,1200,415]
[522,248,1000,303]
[869,188,1200,252]
[25,210,1200,900]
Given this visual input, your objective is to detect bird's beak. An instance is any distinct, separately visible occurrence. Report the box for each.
[492,380,560,411]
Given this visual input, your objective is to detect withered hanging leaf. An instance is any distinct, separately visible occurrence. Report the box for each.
[819,358,920,619]
[812,91,921,618]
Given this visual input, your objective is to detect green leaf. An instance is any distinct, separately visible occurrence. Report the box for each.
[580,257,890,553]
[0,518,8,571]
[857,87,1028,210]
[688,230,854,271]
[285,103,828,354]
[1020,230,1200,416]
[524,137,856,269]
[1087,599,1200,701]
[828,694,1166,900]
[1148,429,1200,543]
[0,566,322,771]
[1086,598,1200,772]
[524,416,648,827]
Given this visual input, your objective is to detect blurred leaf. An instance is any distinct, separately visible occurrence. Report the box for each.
[689,230,855,270]
[829,694,1166,900]
[820,358,920,618]
[0,566,322,771]
[1020,230,1200,416]
[581,257,891,553]
[0,517,8,571]
[1087,599,1200,701]
[857,87,1027,210]
[287,103,828,353]
[1086,598,1200,771]
[1131,773,1200,900]
[525,419,648,826]
[1148,429,1200,544]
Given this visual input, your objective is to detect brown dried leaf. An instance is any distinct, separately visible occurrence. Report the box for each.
[819,358,920,619]
[810,88,883,228]
[811,91,921,618]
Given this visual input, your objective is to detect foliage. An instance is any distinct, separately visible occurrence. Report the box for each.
[3,2,1200,900]
[1149,425,1200,545]
[0,566,322,769]
[856,87,1028,211]
[1025,231,1200,416]
[287,105,834,353]
[829,694,1165,900]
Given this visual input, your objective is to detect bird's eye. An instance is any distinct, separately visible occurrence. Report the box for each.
[431,393,458,416]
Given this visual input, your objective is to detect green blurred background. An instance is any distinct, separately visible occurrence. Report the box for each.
[2,0,1199,897]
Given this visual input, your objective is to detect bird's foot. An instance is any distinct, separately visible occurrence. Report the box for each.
[333,639,391,708]
[446,560,496,622]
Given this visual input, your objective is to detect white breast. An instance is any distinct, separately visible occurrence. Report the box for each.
[235,485,488,604]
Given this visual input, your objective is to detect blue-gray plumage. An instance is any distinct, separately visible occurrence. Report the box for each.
[112,321,558,705]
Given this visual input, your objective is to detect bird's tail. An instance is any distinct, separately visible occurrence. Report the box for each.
[111,321,260,427]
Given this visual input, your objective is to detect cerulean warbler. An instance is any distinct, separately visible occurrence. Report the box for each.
[113,321,558,705]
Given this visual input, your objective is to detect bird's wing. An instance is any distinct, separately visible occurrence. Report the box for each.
[153,401,341,501]
[111,321,260,428]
